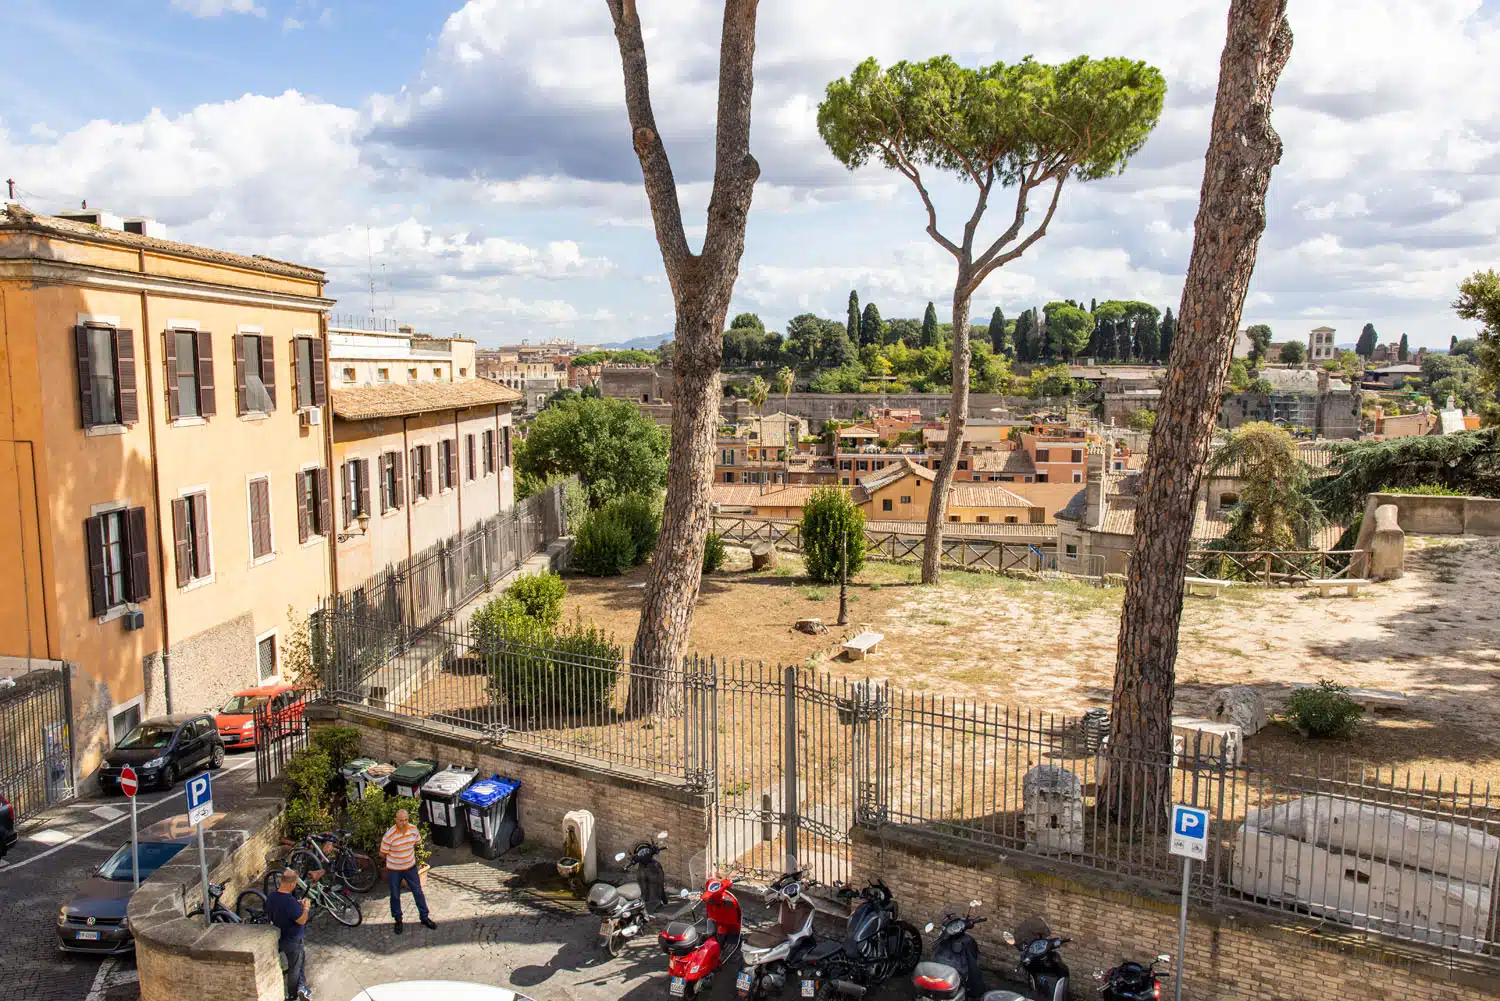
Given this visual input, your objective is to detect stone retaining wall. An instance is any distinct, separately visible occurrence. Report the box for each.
[130,799,286,1001]
[1357,492,1500,545]
[853,825,1500,1001]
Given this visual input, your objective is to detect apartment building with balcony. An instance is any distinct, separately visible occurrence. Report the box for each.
[0,203,336,780]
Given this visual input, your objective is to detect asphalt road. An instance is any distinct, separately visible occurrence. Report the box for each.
[0,752,261,1001]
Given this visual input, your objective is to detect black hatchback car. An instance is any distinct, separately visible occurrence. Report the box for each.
[97,714,224,792]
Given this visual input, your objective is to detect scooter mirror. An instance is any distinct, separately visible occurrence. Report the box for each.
[1157,954,1172,964]
[657,831,669,841]
[1002,931,1016,945]
[1092,970,1105,980]
[968,899,981,909]
[679,888,692,899]
[614,852,627,862]
[924,922,934,933]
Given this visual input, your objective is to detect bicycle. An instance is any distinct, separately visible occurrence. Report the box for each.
[264,828,378,894]
[255,867,362,927]
[194,882,273,925]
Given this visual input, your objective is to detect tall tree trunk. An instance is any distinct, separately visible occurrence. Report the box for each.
[607,0,761,713]
[921,278,973,583]
[1108,0,1292,816]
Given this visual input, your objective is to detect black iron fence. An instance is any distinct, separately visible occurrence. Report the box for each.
[0,666,74,822]
[315,605,1500,957]
[253,687,317,788]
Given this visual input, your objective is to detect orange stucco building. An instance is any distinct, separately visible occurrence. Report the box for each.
[1,203,337,782]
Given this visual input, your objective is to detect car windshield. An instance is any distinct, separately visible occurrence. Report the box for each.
[221,695,269,715]
[115,724,176,749]
[97,841,186,881]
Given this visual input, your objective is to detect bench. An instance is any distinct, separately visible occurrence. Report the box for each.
[1183,576,1227,599]
[1313,578,1369,598]
[842,631,884,661]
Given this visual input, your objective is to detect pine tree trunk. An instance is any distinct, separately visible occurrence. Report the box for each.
[921,279,973,583]
[1108,0,1292,819]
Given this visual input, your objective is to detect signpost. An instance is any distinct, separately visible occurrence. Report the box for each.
[185,772,214,927]
[119,766,139,889]
[1168,804,1209,1001]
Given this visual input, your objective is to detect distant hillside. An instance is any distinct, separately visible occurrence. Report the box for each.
[591,333,672,351]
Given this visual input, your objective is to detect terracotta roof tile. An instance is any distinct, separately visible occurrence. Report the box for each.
[331,380,522,420]
[949,483,1033,508]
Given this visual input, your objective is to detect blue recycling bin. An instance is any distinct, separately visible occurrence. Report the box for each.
[458,775,523,860]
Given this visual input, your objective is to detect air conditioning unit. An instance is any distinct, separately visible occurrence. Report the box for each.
[123,609,145,632]
[299,408,323,428]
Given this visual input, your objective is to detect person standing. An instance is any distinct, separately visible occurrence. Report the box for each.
[380,808,436,934]
[265,868,312,1001]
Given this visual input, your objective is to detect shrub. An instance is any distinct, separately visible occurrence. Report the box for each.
[603,493,661,565]
[346,787,431,868]
[800,486,867,584]
[1285,680,1364,738]
[1380,483,1468,497]
[572,511,637,576]
[503,571,567,628]
[487,612,622,717]
[310,725,362,772]
[283,747,333,805]
[284,795,335,841]
[702,532,727,573]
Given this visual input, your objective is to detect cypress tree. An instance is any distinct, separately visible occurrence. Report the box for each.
[859,302,883,347]
[988,305,1007,355]
[921,301,939,348]
[846,289,860,343]
[1398,333,1410,361]
[1159,307,1176,363]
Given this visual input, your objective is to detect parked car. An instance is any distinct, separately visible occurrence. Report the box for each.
[1,790,17,858]
[215,683,304,750]
[97,714,224,792]
[56,813,220,954]
[346,984,537,1001]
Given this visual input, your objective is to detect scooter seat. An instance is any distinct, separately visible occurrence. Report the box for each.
[744,928,790,949]
[615,882,642,901]
[587,881,641,914]
[803,939,843,963]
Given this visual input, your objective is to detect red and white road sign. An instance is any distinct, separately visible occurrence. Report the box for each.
[119,765,139,798]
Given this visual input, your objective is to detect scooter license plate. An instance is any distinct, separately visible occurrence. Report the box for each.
[669,977,687,997]
[801,980,817,998]
[737,971,754,991]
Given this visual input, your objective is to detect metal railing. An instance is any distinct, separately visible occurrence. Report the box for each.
[0,665,74,822]
[315,609,1500,958]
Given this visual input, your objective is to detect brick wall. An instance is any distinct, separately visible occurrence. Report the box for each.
[132,799,286,1001]
[853,826,1500,1001]
[323,704,714,886]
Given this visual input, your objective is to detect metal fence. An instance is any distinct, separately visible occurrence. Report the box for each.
[315,610,1500,958]
[253,687,316,787]
[0,666,74,822]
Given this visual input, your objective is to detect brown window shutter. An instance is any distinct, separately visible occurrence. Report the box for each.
[290,338,301,409]
[85,515,107,616]
[316,467,333,536]
[447,439,457,488]
[358,459,370,516]
[126,506,151,602]
[115,329,138,424]
[296,474,311,543]
[196,330,216,417]
[171,499,192,587]
[379,455,390,512]
[75,326,95,427]
[248,479,267,558]
[341,462,353,527]
[234,334,247,415]
[261,335,277,409]
[164,330,180,420]
[393,450,405,508]
[484,430,494,474]
[409,448,419,501]
[191,493,211,578]
[423,446,433,497]
[258,479,273,556]
[466,435,476,480]
[311,337,327,407]
[503,426,512,467]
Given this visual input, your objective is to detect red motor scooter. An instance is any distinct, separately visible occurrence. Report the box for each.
[658,875,743,998]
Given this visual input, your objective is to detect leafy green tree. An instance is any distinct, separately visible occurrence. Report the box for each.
[783,313,828,370]
[1454,268,1500,424]
[884,317,920,346]
[514,396,668,508]
[1044,301,1093,360]
[730,312,765,331]
[1398,333,1410,361]
[1159,307,1175,362]
[1025,364,1078,398]
[1134,308,1161,362]
[1279,339,1306,366]
[1312,428,1500,521]
[1013,309,1035,362]
[1245,323,1273,367]
[1356,323,1379,359]
[847,290,861,343]
[653,340,675,367]
[1226,359,1250,390]
[920,302,939,348]
[1126,409,1157,432]
[1451,334,1459,353]
[800,487,867,584]
[859,302,884,347]
[987,306,1007,355]
[1209,423,1321,550]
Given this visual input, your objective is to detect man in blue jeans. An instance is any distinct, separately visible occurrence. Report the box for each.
[380,808,436,934]
[265,868,312,1000]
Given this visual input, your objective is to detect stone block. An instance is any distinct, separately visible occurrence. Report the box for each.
[1209,685,1268,738]
[1022,764,1083,855]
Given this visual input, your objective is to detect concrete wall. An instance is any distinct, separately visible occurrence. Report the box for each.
[1358,492,1500,544]
[131,799,286,1001]
[318,705,714,887]
[854,825,1500,1001]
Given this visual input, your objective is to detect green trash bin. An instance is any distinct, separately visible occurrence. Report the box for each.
[391,758,439,800]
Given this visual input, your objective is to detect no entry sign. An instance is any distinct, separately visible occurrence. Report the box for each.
[119,765,138,798]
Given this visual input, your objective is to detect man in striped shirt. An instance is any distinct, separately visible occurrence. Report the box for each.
[380,809,436,933]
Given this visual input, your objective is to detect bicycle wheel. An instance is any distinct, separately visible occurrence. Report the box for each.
[321,885,364,927]
[236,889,270,924]
[337,849,379,893]
[288,847,329,885]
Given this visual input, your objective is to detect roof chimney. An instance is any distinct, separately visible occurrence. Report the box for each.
[1083,444,1110,528]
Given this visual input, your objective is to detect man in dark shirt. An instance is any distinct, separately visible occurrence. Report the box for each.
[266,868,312,1001]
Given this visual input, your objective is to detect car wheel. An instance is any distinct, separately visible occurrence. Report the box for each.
[209,744,225,769]
[160,764,177,790]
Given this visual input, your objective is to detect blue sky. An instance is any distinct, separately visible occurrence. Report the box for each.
[3,0,1499,350]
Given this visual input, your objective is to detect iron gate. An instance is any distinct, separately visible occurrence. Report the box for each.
[0,666,74,822]
[254,688,315,787]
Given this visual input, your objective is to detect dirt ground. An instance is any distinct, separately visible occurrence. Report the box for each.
[559,536,1500,783]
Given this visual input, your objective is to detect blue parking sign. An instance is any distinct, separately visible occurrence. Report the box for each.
[186,772,213,826]
[1169,804,1208,860]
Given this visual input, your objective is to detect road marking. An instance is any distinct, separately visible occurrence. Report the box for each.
[91,806,126,821]
[4,758,254,872]
[83,956,139,1001]
[30,829,73,845]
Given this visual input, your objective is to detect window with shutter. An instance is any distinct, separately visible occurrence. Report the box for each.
[315,467,333,536]
[85,515,108,616]
[260,335,276,408]
[234,334,247,414]
[295,337,314,409]
[447,439,458,489]
[503,426,512,467]
[422,445,433,497]
[196,330,215,416]
[126,506,151,602]
[171,498,192,587]
[484,430,495,474]
[392,450,405,508]
[341,462,354,527]
[409,448,420,502]
[357,459,370,519]
[173,491,213,581]
[249,478,272,560]
[296,472,312,543]
[115,329,138,425]
[311,337,327,407]
[171,329,201,419]
[466,434,476,481]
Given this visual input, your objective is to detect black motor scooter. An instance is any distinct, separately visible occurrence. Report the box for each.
[912,901,986,1001]
[1096,953,1173,1000]
[586,830,669,955]
[1002,917,1071,1001]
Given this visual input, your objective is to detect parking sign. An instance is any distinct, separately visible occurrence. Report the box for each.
[1169,804,1209,861]
[186,772,213,827]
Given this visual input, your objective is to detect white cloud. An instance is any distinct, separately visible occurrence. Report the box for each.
[282,16,304,32]
[170,0,264,17]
